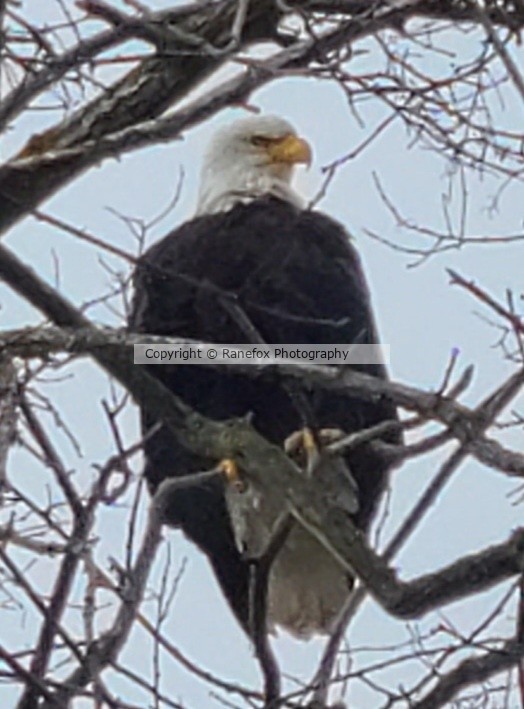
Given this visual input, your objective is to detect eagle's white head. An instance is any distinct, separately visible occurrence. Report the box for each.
[196,115,312,216]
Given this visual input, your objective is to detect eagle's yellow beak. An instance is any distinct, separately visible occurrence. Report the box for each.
[267,134,312,167]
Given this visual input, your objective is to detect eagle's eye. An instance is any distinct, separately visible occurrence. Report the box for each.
[250,135,271,147]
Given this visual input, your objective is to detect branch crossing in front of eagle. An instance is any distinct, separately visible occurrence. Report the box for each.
[222,426,361,544]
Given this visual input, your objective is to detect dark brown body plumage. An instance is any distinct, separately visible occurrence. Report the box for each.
[129,196,399,632]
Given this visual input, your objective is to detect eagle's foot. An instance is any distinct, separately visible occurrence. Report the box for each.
[284,427,345,475]
[317,428,346,446]
[218,458,246,492]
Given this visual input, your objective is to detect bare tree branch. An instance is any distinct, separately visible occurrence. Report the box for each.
[38,490,163,708]
[1,1,523,704]
[0,354,17,496]
[411,638,524,709]
[1,245,524,634]
[2,320,523,479]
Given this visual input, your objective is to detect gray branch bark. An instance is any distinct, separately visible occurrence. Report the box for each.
[1,245,524,631]
[0,354,17,496]
[2,322,523,478]
[2,0,522,241]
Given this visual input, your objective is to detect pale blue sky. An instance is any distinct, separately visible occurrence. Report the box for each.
[1,1,523,706]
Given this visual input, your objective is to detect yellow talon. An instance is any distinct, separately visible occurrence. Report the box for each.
[284,427,321,475]
[219,458,245,492]
[302,427,317,458]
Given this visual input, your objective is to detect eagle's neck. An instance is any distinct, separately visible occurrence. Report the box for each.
[195,167,303,216]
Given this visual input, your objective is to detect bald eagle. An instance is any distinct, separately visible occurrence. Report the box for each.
[129,116,399,639]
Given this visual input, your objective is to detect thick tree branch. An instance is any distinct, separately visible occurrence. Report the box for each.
[0,354,17,495]
[0,0,282,237]
[1,245,524,633]
[0,0,486,239]
[411,638,524,709]
[2,321,523,479]
[13,0,282,156]
[2,4,523,704]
